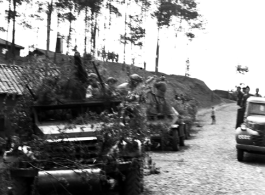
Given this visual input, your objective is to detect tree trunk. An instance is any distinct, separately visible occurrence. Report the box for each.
[5,0,11,61]
[129,16,133,66]
[54,13,60,63]
[141,0,147,73]
[67,21,72,55]
[155,27,160,75]
[84,6,88,55]
[46,0,53,58]
[90,11,94,55]
[108,0,112,29]
[11,0,16,62]
[123,7,127,65]
[93,13,98,58]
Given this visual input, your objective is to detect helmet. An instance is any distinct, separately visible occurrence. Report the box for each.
[88,73,98,79]
[160,75,166,81]
[106,77,118,84]
[130,74,143,82]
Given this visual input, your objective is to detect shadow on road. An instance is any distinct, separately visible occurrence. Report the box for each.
[242,153,265,166]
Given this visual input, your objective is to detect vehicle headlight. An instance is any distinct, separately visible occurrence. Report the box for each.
[241,124,247,131]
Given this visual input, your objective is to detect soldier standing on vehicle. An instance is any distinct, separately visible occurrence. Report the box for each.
[236,86,243,106]
[254,88,262,97]
[242,87,247,95]
[236,86,251,129]
[116,74,143,97]
[241,86,252,112]
[106,77,118,97]
[153,76,167,114]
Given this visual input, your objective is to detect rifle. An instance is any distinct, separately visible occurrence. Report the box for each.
[25,84,37,101]
[91,60,106,98]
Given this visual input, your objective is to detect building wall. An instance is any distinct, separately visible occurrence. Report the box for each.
[0,45,21,57]
[0,94,20,138]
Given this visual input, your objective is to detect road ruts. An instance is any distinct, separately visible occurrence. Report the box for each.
[143,103,265,195]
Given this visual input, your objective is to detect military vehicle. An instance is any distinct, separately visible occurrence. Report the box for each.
[143,76,191,151]
[236,96,265,161]
[146,108,189,151]
[3,59,145,195]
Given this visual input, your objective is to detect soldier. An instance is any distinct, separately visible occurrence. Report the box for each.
[235,86,252,128]
[153,75,171,116]
[106,77,118,87]
[236,86,243,106]
[106,77,118,97]
[116,74,143,97]
[74,51,88,85]
[154,76,167,99]
[254,88,262,97]
[87,73,101,97]
[241,86,252,110]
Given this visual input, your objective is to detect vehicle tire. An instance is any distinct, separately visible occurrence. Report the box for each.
[185,124,191,139]
[237,149,244,162]
[171,130,180,151]
[122,165,142,195]
[179,136,185,146]
[11,177,32,195]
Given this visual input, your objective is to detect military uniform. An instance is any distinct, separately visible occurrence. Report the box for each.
[237,90,243,106]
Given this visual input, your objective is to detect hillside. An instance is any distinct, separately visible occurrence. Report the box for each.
[99,62,223,109]
[0,54,226,119]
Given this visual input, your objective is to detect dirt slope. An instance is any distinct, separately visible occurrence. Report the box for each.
[100,62,223,109]
[0,54,226,115]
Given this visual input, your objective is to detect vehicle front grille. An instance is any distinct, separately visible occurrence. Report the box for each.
[36,140,101,164]
[252,131,265,146]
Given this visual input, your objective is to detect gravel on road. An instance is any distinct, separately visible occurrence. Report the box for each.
[143,103,265,195]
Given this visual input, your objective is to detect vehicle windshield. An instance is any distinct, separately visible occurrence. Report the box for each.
[248,103,265,116]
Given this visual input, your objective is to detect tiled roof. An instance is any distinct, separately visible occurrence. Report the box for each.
[0,64,24,95]
[0,64,59,95]
[0,38,24,49]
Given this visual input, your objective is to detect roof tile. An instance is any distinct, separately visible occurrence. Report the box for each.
[0,64,59,95]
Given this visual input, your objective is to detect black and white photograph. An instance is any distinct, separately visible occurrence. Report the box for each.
[0,0,265,194]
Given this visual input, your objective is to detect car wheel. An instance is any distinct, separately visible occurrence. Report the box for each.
[11,177,32,195]
[184,125,188,139]
[122,163,142,195]
[179,136,185,146]
[172,130,180,151]
[237,149,244,162]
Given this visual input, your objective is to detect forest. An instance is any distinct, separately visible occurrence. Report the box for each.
[0,0,204,72]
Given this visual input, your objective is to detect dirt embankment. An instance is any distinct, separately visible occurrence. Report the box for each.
[100,62,228,115]
[0,54,230,116]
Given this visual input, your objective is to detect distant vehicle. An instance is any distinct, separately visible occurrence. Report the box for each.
[146,109,191,151]
[235,97,265,161]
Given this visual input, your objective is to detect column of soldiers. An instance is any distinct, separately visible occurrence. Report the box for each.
[236,86,262,129]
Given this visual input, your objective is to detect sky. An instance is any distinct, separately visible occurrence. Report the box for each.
[1,0,265,95]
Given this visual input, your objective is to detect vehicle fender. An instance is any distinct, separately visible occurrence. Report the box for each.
[179,124,185,137]
[235,127,258,145]
[171,124,185,137]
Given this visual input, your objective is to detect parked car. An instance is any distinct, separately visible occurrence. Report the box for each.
[235,96,265,161]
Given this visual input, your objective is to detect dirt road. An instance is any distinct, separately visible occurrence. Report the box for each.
[143,103,265,195]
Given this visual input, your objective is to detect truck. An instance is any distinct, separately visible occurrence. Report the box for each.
[2,57,145,195]
[3,98,145,195]
[144,86,191,151]
[146,110,191,151]
[236,96,265,161]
